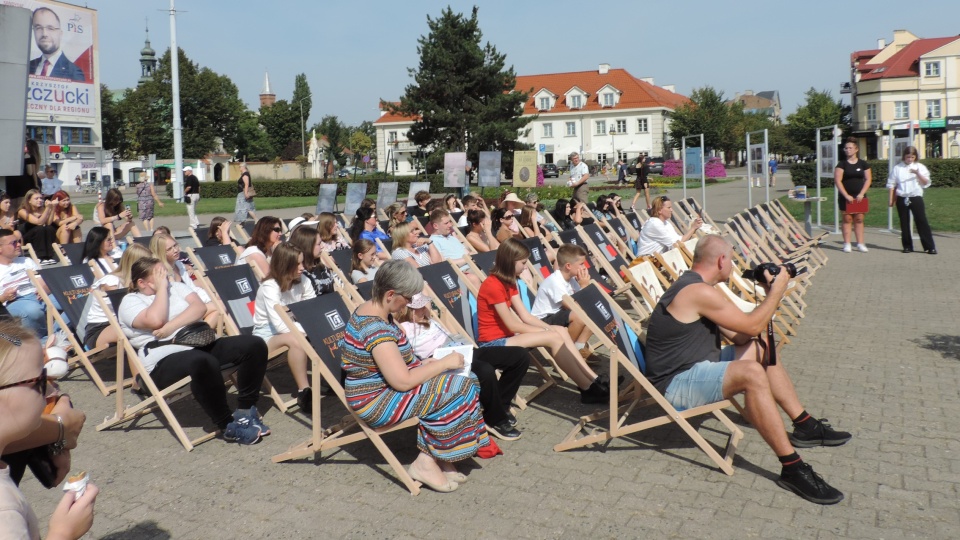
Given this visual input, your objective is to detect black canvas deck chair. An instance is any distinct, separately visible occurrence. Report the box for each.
[29,265,122,395]
[190,227,211,248]
[187,245,238,272]
[521,237,554,283]
[319,249,366,305]
[556,228,616,295]
[554,283,744,476]
[270,294,425,495]
[573,224,647,314]
[53,242,85,266]
[130,235,152,248]
[606,217,639,257]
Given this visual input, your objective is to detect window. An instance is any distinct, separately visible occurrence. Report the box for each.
[602,93,614,107]
[595,120,607,135]
[926,99,942,118]
[539,97,551,110]
[617,151,629,162]
[636,118,649,133]
[866,104,877,122]
[570,95,582,109]
[61,127,91,145]
[597,153,607,164]
[615,119,627,133]
[925,62,941,77]
[388,131,397,143]
[542,123,553,138]
[565,122,576,136]
[894,101,909,119]
[26,125,55,143]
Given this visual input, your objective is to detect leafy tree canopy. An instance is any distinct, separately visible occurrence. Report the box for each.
[785,88,851,152]
[668,86,740,158]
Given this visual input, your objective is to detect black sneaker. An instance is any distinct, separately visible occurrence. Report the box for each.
[776,463,844,505]
[580,379,610,404]
[487,420,522,441]
[297,387,314,416]
[789,418,851,448]
[504,412,517,428]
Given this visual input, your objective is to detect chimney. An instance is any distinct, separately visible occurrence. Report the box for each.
[744,89,754,96]
[877,38,885,49]
[599,63,610,75]
[639,77,654,85]
[662,85,676,93]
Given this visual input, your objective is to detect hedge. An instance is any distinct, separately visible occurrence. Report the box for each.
[165,173,458,199]
[791,159,960,188]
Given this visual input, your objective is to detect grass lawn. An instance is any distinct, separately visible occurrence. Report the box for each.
[780,187,960,232]
[75,196,321,219]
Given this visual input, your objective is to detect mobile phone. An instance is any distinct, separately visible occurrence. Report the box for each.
[125,205,131,212]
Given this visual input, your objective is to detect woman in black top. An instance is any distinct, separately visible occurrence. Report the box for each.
[234,163,257,223]
[833,137,872,253]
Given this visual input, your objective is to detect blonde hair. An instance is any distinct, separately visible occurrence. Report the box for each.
[391,222,414,251]
[149,233,178,274]
[0,319,40,387]
[112,243,152,288]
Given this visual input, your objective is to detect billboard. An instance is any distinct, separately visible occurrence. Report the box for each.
[818,140,835,178]
[8,0,98,118]
[443,152,466,188]
[477,151,501,187]
[684,147,703,176]
[512,151,537,188]
[749,144,765,176]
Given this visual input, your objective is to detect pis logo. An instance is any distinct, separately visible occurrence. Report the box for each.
[67,14,84,34]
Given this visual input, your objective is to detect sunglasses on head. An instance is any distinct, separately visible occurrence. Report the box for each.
[0,367,47,395]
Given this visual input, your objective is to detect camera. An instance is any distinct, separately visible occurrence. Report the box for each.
[742,262,805,285]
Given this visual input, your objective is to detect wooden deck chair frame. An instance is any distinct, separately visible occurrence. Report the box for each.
[319,250,366,306]
[93,289,231,451]
[22,243,42,265]
[52,242,85,266]
[620,259,668,315]
[554,283,744,475]
[767,199,829,244]
[728,216,813,277]
[736,210,820,271]
[750,205,827,267]
[677,198,723,236]
[29,267,123,395]
[573,224,649,315]
[270,295,424,496]
[724,219,811,307]
[195,265,293,412]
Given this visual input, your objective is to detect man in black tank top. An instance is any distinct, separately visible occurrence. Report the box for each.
[645,235,850,505]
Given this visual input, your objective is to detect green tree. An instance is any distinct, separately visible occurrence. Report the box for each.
[234,110,275,161]
[385,6,531,163]
[349,131,372,167]
[314,115,349,170]
[100,84,132,158]
[785,88,851,152]
[668,86,740,161]
[292,73,311,140]
[258,100,300,160]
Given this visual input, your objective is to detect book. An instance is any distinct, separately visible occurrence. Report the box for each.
[433,344,474,377]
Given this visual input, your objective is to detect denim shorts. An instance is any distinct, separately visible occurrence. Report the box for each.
[478,338,508,348]
[663,346,735,411]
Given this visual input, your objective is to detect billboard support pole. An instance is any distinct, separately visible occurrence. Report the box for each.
[815,124,839,231]
[746,129,769,207]
[169,0,184,201]
[887,120,917,235]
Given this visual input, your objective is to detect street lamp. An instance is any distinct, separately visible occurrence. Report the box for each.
[608,125,615,168]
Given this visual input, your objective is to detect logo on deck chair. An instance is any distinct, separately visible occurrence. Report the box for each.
[69,275,87,288]
[235,278,252,295]
[595,301,611,320]
[531,248,541,262]
[441,274,456,290]
[325,310,345,330]
[218,254,231,265]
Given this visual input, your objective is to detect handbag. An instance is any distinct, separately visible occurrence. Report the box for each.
[144,321,217,353]
[1,394,70,488]
[247,185,257,198]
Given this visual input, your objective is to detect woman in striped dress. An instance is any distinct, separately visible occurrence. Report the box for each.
[341,260,489,493]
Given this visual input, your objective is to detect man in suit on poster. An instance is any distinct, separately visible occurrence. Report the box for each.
[29,7,86,82]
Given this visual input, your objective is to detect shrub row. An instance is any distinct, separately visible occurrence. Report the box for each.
[165,174,458,199]
[791,159,960,188]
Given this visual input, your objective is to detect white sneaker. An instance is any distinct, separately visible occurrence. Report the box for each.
[856,243,868,253]
[842,243,852,253]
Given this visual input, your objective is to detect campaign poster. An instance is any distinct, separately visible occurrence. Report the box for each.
[444,152,466,188]
[344,182,367,217]
[892,137,911,163]
[684,147,703,176]
[478,151,501,187]
[12,0,98,118]
[512,151,537,188]
[818,141,835,178]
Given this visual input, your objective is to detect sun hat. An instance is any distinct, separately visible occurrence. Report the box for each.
[407,293,432,309]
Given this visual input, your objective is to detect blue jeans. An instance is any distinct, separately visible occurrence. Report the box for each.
[6,295,48,340]
[663,346,735,411]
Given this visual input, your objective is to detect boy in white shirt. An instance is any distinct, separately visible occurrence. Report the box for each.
[530,244,594,358]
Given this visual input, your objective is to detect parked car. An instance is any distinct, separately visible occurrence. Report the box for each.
[338,166,366,178]
[541,163,559,178]
[647,156,665,175]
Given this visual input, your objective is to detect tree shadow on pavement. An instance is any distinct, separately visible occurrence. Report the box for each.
[912,334,960,361]
[101,521,171,539]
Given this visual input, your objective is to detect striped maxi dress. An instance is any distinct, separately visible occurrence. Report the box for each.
[342,313,490,462]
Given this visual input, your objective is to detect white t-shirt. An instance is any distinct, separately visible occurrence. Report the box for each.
[0,465,40,540]
[637,218,681,256]
[236,246,265,267]
[252,278,316,335]
[0,256,40,301]
[351,266,378,284]
[399,319,449,360]
[41,177,63,196]
[118,281,198,372]
[569,161,589,185]
[531,271,579,318]
[84,273,122,326]
[173,260,211,303]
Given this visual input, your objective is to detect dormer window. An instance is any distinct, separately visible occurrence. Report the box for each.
[602,93,615,107]
[570,95,582,109]
[539,97,551,110]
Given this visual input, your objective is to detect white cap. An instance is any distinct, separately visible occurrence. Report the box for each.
[183,166,193,171]
[287,217,319,233]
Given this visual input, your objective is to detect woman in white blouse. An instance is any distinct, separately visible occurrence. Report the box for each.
[636,196,702,256]
[887,146,936,254]
[251,243,316,414]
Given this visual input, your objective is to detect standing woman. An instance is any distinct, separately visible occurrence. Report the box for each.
[234,163,257,223]
[137,171,164,232]
[236,216,283,277]
[16,189,58,262]
[96,188,139,239]
[51,191,83,244]
[9,140,41,209]
[834,137,872,253]
[887,146,936,254]
[342,260,491,492]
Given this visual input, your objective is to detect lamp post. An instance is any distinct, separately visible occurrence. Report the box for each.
[608,125,615,170]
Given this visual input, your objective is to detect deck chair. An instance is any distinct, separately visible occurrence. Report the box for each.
[554,283,744,475]
[574,224,648,314]
[93,288,236,451]
[187,245,238,272]
[767,200,829,244]
[319,249,365,305]
[520,237,554,283]
[130,235,152,248]
[53,242,85,266]
[746,206,826,268]
[677,198,722,236]
[621,259,669,315]
[190,227,211,248]
[606,217,638,256]
[736,210,818,272]
[270,294,425,495]
[29,265,122,395]
[755,203,827,261]
[556,229,617,295]
[198,265,293,412]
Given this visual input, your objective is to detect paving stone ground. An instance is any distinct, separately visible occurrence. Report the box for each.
[19,178,960,539]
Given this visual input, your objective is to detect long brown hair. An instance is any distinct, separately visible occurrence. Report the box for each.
[289,226,322,272]
[104,188,124,217]
[490,238,529,287]
[18,189,42,213]
[351,239,375,273]
[268,242,303,292]
[316,212,337,242]
[246,216,281,254]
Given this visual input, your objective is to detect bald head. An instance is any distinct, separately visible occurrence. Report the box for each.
[692,234,731,267]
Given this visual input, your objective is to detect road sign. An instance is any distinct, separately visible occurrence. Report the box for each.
[362,155,370,163]
[539,144,546,152]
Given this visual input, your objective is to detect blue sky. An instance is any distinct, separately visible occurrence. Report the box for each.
[88,0,960,127]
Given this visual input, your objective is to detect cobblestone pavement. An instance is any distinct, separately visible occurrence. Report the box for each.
[19,178,960,539]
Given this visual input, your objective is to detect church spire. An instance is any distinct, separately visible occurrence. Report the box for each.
[259,71,276,108]
[138,18,157,85]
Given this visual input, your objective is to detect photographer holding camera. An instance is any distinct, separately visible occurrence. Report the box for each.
[644,235,850,505]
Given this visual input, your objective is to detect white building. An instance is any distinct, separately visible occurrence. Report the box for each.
[374,63,688,174]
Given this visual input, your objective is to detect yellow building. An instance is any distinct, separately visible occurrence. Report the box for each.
[849,30,960,159]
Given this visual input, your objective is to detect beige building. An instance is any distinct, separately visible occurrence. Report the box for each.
[730,90,781,125]
[849,30,960,159]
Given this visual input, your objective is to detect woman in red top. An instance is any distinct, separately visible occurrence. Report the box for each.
[476,238,609,403]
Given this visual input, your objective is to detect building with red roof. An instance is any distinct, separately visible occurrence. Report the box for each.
[849,30,960,159]
[374,63,687,175]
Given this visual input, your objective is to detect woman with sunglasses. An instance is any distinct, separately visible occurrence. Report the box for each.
[236,216,283,277]
[491,208,521,243]
[151,233,219,329]
[636,196,702,256]
[0,319,99,539]
[51,191,83,244]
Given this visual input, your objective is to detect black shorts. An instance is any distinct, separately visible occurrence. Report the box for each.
[635,177,649,190]
[540,308,571,327]
[83,322,110,350]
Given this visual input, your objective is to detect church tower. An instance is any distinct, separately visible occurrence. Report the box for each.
[259,71,276,108]
[138,21,157,85]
